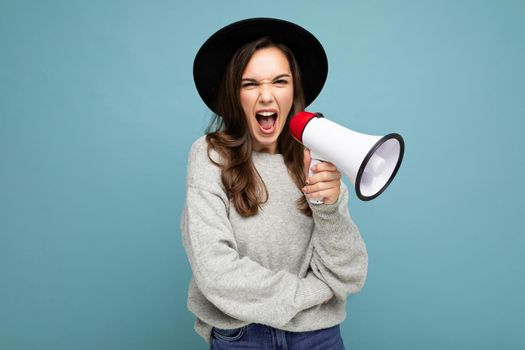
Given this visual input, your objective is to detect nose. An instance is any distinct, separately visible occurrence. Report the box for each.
[258,83,274,104]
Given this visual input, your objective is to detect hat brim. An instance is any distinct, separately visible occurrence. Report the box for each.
[193,18,328,114]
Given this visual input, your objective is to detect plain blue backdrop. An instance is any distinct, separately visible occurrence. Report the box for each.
[1,0,524,349]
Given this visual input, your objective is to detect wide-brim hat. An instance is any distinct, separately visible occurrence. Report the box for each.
[193,17,328,114]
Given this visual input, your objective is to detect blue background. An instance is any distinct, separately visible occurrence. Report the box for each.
[1,0,524,349]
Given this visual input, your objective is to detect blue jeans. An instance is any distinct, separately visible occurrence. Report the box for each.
[210,323,346,350]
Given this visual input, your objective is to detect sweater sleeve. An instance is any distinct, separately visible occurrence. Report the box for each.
[180,137,333,328]
[308,182,368,301]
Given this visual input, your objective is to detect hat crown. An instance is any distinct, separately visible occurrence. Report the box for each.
[193,17,328,113]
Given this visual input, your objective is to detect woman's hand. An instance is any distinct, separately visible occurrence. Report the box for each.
[302,149,342,205]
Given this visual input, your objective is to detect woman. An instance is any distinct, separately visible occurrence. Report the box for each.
[182,18,368,349]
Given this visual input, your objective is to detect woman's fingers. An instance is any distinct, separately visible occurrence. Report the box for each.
[306,170,341,185]
[303,186,340,205]
[302,161,342,205]
[310,161,338,173]
[305,162,341,185]
[302,179,340,195]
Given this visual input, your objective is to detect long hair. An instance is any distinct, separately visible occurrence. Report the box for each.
[206,37,311,217]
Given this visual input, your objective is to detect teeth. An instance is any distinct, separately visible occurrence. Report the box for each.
[257,111,276,117]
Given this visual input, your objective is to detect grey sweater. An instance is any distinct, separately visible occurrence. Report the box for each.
[181,136,368,344]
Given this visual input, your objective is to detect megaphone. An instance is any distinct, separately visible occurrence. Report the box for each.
[290,112,404,202]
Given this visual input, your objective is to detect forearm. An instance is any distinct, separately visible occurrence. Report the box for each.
[182,186,333,327]
[309,187,368,300]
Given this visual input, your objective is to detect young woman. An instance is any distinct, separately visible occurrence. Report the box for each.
[182,18,368,349]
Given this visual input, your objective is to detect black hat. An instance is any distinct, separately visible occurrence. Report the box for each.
[193,17,328,114]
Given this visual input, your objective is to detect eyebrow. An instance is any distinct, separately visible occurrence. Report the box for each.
[241,74,291,82]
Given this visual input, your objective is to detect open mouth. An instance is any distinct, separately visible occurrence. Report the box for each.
[256,111,277,133]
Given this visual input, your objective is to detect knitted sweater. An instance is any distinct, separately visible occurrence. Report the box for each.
[180,136,368,344]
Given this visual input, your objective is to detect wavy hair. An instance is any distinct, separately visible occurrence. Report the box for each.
[206,37,310,217]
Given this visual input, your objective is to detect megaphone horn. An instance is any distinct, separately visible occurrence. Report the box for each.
[290,112,405,202]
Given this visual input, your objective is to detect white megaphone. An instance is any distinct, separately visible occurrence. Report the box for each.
[290,112,404,202]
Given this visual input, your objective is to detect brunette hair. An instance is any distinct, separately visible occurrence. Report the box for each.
[206,37,311,217]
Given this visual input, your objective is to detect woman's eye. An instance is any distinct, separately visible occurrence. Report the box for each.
[242,82,257,88]
[274,79,288,85]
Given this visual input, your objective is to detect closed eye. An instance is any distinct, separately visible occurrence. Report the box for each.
[241,81,258,89]
[274,79,288,85]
